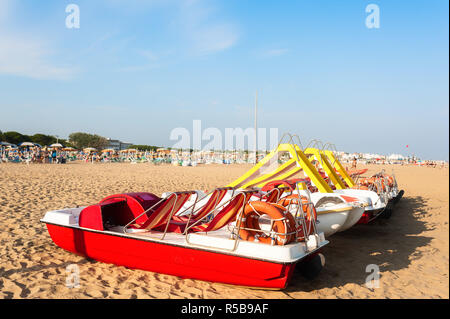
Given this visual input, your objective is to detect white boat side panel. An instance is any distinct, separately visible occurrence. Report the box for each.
[41,208,328,264]
[41,207,85,226]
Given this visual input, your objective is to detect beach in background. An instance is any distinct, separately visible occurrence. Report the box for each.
[0,162,448,299]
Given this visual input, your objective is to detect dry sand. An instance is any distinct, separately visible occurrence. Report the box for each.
[0,162,448,299]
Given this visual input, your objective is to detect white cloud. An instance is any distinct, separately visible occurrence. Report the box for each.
[189,23,239,55]
[0,1,76,80]
[117,49,171,72]
[263,48,289,57]
[0,0,11,24]
[117,64,159,72]
[177,0,239,55]
[0,33,76,80]
[0,0,238,80]
[104,0,168,11]
[95,0,240,56]
[138,49,159,61]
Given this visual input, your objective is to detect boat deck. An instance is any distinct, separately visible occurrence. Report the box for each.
[108,225,327,264]
[41,207,328,264]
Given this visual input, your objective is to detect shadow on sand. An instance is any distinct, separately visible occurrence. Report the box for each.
[0,258,93,298]
[287,195,434,292]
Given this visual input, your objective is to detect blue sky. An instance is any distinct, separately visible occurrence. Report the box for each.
[0,0,448,159]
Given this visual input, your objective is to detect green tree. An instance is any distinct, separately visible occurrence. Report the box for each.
[59,138,75,148]
[69,132,108,150]
[30,133,57,146]
[3,131,31,145]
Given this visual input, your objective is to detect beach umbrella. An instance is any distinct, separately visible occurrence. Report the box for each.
[83,147,97,152]
[62,147,76,151]
[49,143,63,148]
[127,149,137,152]
[33,143,42,148]
[19,142,35,147]
[102,148,115,153]
[0,141,11,146]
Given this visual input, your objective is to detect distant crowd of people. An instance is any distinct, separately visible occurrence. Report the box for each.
[0,146,72,164]
[345,156,447,168]
[0,146,178,165]
[1,145,447,168]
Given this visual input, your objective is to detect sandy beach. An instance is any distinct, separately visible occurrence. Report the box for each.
[0,162,448,299]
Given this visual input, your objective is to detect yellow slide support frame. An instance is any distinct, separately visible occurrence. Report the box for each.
[304,148,347,189]
[239,158,299,189]
[323,150,355,187]
[228,143,333,193]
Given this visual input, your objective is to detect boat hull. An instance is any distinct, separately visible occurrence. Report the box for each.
[45,223,298,289]
[338,206,365,232]
[316,211,348,237]
[333,189,387,224]
[357,207,384,224]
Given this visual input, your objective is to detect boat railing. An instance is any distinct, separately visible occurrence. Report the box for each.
[381,179,390,202]
[225,182,320,250]
[123,195,172,233]
[228,205,299,246]
[263,186,289,203]
[292,181,319,239]
[370,172,390,202]
[180,187,236,233]
[123,190,199,240]
[251,135,323,243]
[353,173,362,184]
[392,172,399,191]
[184,189,257,252]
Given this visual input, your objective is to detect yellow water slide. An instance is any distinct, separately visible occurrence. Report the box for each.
[323,150,355,187]
[228,143,333,193]
[304,148,347,189]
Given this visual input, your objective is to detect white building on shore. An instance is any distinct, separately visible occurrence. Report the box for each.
[106,138,133,151]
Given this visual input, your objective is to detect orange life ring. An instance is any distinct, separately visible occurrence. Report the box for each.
[238,201,296,245]
[365,177,384,193]
[277,195,317,239]
[358,178,368,186]
[357,175,388,193]
[378,178,387,191]
[387,175,394,187]
[261,180,294,193]
[381,175,394,188]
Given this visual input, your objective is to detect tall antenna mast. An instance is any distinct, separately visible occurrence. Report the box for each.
[254,90,258,164]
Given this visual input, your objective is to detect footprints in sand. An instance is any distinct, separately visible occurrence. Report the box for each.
[0,163,448,298]
[2,278,31,298]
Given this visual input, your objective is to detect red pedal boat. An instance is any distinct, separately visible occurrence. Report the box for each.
[41,189,328,289]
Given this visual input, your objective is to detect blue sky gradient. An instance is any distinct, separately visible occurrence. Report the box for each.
[0,0,448,159]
